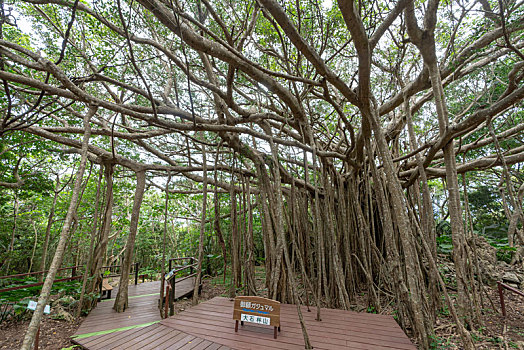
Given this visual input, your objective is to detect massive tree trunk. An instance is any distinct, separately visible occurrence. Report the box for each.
[113,169,146,313]
[21,106,96,350]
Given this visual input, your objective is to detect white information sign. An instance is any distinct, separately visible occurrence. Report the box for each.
[240,313,271,326]
[27,300,37,311]
[27,300,50,314]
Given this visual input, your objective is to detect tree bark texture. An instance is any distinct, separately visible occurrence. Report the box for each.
[113,169,147,312]
[21,106,96,350]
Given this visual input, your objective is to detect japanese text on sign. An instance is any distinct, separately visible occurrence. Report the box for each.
[240,313,271,325]
[239,301,274,312]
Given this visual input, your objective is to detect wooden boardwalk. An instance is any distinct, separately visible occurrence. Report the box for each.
[73,277,196,338]
[72,296,415,350]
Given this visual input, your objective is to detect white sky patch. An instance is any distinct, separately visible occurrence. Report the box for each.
[322,0,332,10]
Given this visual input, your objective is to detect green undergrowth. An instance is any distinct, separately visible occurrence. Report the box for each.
[437,233,516,263]
[208,265,267,296]
[0,277,98,324]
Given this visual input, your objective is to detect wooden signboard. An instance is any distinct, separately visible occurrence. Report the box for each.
[233,296,281,339]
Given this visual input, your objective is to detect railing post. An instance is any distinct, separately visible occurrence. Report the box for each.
[71,266,76,278]
[135,262,139,285]
[164,285,170,319]
[497,281,506,317]
[169,277,175,316]
[169,259,172,272]
[98,274,103,302]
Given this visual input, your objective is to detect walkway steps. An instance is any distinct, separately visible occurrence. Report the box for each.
[73,277,196,338]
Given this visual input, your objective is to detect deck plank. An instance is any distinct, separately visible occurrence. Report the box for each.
[72,288,415,350]
[160,297,416,350]
[73,277,196,337]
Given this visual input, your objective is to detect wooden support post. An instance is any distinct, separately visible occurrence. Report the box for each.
[164,285,170,319]
[498,281,506,317]
[134,262,139,285]
[98,274,103,302]
[169,277,175,316]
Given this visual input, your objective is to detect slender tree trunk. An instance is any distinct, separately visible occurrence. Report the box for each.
[229,185,239,297]
[193,144,207,305]
[113,169,146,313]
[5,190,19,274]
[21,106,96,350]
[77,165,103,317]
[244,177,257,295]
[428,60,475,327]
[38,178,59,281]
[363,106,432,347]
[28,220,38,273]
[88,162,114,296]
[267,127,312,348]
[405,3,474,345]
[160,173,171,312]
[404,91,439,318]
[508,183,524,263]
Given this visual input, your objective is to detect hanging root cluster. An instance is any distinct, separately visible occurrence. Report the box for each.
[251,153,480,348]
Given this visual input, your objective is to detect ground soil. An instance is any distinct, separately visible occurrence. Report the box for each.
[0,277,232,350]
[0,315,82,350]
[430,287,524,349]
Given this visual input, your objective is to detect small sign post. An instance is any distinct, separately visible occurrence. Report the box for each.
[27,300,50,350]
[233,296,281,339]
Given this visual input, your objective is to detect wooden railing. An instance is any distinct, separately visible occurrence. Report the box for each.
[164,257,198,317]
[99,262,140,285]
[0,266,82,293]
[497,281,524,318]
[0,262,143,297]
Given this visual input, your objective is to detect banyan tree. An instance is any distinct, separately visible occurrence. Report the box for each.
[0,0,523,349]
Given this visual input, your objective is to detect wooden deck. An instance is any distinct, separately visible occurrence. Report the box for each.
[73,277,196,338]
[73,296,416,350]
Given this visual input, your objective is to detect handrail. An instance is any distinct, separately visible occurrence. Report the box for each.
[497,281,524,317]
[169,263,198,276]
[168,257,196,272]
[0,265,82,280]
[99,262,139,285]
[0,275,83,293]
[164,257,198,317]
